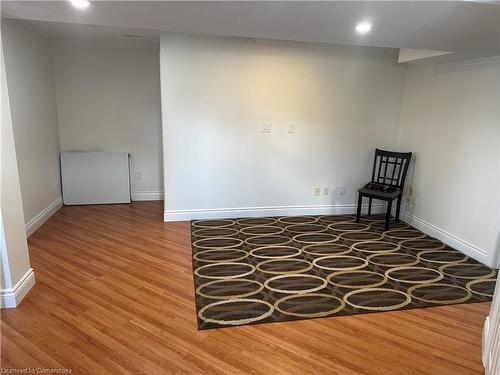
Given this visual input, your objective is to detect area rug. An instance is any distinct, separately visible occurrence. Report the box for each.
[191,215,497,329]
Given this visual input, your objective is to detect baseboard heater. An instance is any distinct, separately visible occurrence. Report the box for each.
[60,152,131,205]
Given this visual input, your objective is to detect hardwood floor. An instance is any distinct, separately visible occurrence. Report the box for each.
[1,201,490,374]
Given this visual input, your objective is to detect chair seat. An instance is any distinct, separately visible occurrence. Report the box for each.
[359,187,401,200]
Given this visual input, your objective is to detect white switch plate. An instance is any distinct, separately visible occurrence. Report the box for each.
[288,123,295,133]
[261,122,272,133]
[314,187,321,196]
[337,185,346,195]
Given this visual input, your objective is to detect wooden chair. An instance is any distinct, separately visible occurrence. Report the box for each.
[356,149,412,230]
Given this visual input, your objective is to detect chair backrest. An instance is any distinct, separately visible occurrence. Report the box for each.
[371,149,412,189]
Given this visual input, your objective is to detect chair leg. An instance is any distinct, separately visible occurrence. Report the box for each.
[368,197,372,216]
[356,193,363,223]
[395,196,402,222]
[385,200,392,230]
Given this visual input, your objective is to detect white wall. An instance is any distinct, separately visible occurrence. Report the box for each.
[53,41,163,201]
[398,60,500,266]
[1,39,35,306]
[483,277,500,374]
[1,20,62,225]
[161,35,406,220]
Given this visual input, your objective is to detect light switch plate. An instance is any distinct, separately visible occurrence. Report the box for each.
[261,122,272,133]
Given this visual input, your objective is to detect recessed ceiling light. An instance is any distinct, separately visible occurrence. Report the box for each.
[355,21,372,35]
[69,0,90,10]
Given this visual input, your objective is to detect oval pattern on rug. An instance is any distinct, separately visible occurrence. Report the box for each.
[191,215,497,329]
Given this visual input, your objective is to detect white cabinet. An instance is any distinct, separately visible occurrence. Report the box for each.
[60,152,131,205]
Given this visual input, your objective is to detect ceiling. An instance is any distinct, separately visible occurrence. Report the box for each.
[11,20,161,47]
[2,1,500,63]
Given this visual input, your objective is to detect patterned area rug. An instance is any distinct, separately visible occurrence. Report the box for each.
[191,215,497,329]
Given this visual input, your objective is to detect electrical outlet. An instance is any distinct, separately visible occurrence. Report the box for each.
[323,186,329,195]
[52,178,57,192]
[406,194,412,203]
[336,185,346,195]
[406,195,417,205]
[288,123,295,133]
[314,187,321,196]
[135,171,142,180]
[410,194,417,205]
[406,187,416,204]
[261,122,272,133]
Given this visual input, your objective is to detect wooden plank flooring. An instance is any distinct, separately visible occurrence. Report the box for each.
[1,201,490,374]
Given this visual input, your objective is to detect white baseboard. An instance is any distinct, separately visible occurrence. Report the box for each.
[402,210,489,265]
[164,203,385,222]
[25,197,62,237]
[131,191,164,201]
[0,268,35,308]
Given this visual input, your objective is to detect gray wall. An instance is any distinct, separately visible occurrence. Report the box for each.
[2,20,61,224]
[53,41,163,200]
